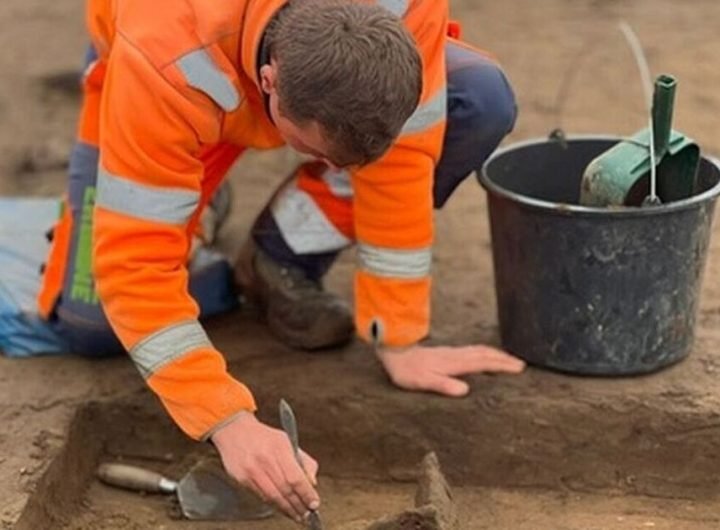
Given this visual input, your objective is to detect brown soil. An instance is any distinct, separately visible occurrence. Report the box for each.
[12,399,720,530]
[2,0,720,529]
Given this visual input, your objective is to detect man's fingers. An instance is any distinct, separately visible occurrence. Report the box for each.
[423,372,470,397]
[455,345,526,368]
[279,448,321,512]
[440,346,526,376]
[251,469,303,522]
[299,449,319,486]
[210,414,323,524]
[268,459,310,521]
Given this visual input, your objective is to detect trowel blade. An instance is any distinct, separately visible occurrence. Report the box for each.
[177,465,275,521]
[307,510,325,530]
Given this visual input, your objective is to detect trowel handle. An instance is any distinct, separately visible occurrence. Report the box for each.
[97,463,177,494]
[652,74,677,159]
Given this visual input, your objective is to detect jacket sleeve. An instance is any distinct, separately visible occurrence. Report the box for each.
[353,0,449,347]
[92,36,255,441]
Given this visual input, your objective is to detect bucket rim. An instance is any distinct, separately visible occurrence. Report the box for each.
[478,134,720,217]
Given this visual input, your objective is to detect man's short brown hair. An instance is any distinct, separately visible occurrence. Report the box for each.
[268,0,423,167]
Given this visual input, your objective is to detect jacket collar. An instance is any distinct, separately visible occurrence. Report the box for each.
[239,0,288,91]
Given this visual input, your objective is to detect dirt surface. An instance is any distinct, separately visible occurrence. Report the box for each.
[2,0,720,529]
[12,400,720,530]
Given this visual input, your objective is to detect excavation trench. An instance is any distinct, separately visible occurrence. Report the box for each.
[14,374,720,530]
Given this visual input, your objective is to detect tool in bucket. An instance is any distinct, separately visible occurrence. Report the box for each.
[97,459,274,521]
[279,399,325,530]
[580,22,700,207]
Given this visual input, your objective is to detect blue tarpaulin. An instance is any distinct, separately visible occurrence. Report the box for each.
[0,198,69,356]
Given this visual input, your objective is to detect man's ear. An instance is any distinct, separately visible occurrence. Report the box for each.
[259,62,277,95]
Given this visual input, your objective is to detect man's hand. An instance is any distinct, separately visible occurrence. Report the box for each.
[376,344,526,397]
[211,412,320,523]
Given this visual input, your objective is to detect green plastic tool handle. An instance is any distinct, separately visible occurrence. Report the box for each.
[652,74,677,159]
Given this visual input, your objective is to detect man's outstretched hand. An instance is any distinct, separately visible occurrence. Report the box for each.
[211,412,319,523]
[376,344,526,397]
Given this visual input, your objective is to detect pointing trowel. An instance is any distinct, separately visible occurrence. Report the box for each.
[97,459,274,521]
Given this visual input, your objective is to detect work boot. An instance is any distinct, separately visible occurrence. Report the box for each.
[201,180,233,244]
[235,240,354,350]
[191,180,234,259]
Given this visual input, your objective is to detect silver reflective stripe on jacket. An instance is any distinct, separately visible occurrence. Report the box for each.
[357,242,432,279]
[401,88,447,135]
[322,168,353,198]
[176,49,240,112]
[272,180,352,254]
[130,320,212,379]
[96,167,200,225]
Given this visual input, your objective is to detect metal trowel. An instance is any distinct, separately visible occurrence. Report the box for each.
[97,459,274,521]
[280,399,325,530]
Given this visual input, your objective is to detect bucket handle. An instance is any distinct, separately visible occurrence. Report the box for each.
[619,22,661,205]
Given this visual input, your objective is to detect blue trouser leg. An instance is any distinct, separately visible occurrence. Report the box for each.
[433,43,517,207]
[253,40,518,273]
[52,141,125,356]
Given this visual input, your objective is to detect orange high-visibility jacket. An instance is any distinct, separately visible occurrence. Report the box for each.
[85,0,447,440]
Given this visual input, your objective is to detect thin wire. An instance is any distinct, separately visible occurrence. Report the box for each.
[619,22,657,202]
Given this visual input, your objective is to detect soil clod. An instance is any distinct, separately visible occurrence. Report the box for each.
[341,453,459,530]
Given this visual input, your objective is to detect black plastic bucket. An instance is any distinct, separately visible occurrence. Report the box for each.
[479,136,720,375]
